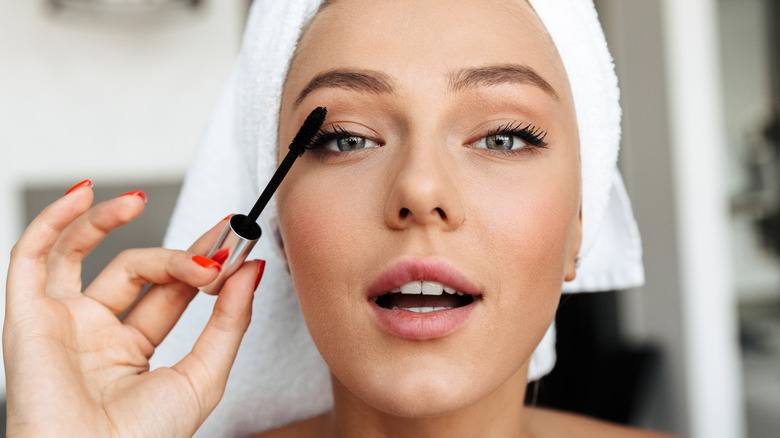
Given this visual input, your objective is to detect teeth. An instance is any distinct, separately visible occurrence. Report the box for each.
[398,281,457,296]
[391,306,451,313]
[400,282,422,294]
[422,281,443,295]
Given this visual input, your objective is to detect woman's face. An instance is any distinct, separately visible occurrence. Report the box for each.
[276,0,581,417]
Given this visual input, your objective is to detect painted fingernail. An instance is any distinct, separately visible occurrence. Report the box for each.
[192,255,222,272]
[118,190,148,203]
[222,214,234,222]
[254,259,266,290]
[210,248,230,265]
[64,179,93,196]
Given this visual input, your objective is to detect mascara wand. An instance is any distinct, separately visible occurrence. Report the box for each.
[244,106,327,226]
[200,106,327,294]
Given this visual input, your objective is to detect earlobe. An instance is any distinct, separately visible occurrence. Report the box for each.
[268,215,292,274]
[564,207,583,282]
[275,227,292,275]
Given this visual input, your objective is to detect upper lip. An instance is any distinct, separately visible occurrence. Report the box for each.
[367,258,482,298]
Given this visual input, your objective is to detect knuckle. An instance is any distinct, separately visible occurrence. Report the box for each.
[49,245,85,264]
[9,242,20,259]
[115,247,149,262]
[9,241,43,263]
[114,248,136,264]
[114,248,147,284]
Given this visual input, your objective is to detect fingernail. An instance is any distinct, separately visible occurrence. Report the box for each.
[118,190,148,203]
[64,179,93,196]
[254,259,266,290]
[222,214,234,222]
[210,248,230,265]
[192,255,222,272]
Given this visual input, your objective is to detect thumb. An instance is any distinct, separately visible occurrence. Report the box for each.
[171,259,264,421]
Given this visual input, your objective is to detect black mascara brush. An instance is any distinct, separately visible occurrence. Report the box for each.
[200,106,327,294]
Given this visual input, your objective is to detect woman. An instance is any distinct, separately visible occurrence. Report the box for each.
[4,0,660,436]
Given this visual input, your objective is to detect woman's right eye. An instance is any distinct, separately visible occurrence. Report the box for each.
[310,126,381,152]
[328,135,378,151]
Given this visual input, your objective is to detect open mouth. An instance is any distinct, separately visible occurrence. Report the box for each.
[374,280,477,313]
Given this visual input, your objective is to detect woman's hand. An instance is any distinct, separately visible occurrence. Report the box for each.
[3,180,263,438]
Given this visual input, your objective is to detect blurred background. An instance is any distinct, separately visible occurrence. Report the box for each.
[0,0,778,436]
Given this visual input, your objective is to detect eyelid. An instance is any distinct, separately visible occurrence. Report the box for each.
[308,123,384,152]
[466,121,548,150]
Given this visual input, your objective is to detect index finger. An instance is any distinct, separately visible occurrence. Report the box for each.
[6,181,94,306]
[187,214,235,255]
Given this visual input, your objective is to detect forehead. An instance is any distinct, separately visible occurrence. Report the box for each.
[285,0,570,102]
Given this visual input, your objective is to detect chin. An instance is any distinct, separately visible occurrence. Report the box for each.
[332,358,502,419]
[367,380,477,418]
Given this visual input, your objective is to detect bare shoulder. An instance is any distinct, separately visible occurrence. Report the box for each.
[248,408,679,438]
[524,407,682,438]
[248,413,330,438]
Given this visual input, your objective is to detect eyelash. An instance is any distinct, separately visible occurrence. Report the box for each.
[307,125,361,151]
[485,122,548,149]
[306,121,549,155]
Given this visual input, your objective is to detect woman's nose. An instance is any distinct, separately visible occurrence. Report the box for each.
[384,143,465,231]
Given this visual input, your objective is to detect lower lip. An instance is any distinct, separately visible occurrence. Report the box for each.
[370,301,478,340]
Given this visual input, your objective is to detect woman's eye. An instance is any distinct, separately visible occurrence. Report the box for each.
[474,134,527,151]
[324,135,379,152]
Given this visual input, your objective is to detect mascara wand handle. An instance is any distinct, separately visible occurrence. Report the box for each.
[246,149,298,223]
[200,214,261,295]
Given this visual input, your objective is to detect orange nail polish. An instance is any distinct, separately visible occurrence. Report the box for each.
[118,190,147,203]
[210,248,230,265]
[192,255,222,272]
[254,260,266,290]
[64,179,93,196]
[222,214,234,221]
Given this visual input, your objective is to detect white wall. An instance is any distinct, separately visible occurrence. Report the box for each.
[0,0,245,394]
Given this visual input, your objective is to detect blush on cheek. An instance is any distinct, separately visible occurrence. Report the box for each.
[282,201,340,277]
[482,186,579,299]
[279,181,372,296]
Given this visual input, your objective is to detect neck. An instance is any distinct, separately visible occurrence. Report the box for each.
[325,366,535,438]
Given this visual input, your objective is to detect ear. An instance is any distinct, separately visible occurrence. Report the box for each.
[564,205,582,282]
[268,215,292,275]
[274,226,292,275]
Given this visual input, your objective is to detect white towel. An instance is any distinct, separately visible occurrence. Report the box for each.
[152,1,644,436]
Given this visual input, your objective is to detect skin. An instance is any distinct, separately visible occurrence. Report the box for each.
[271,0,587,436]
[2,1,678,437]
[266,2,680,436]
[3,186,262,437]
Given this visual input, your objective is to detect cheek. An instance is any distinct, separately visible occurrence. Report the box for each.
[491,188,577,275]
[465,156,580,339]
[279,179,356,290]
[470,164,579,286]
[276,171,379,328]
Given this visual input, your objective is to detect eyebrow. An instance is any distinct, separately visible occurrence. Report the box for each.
[293,69,394,108]
[449,64,558,99]
[293,63,557,108]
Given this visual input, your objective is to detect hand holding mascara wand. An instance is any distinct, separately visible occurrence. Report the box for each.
[199,106,327,294]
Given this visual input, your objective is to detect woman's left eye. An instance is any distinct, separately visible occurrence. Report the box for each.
[468,123,548,153]
[473,134,527,151]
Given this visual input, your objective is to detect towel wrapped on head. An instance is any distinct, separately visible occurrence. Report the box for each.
[154,1,644,436]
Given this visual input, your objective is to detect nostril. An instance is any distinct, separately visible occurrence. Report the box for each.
[435,207,446,220]
[399,208,410,219]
